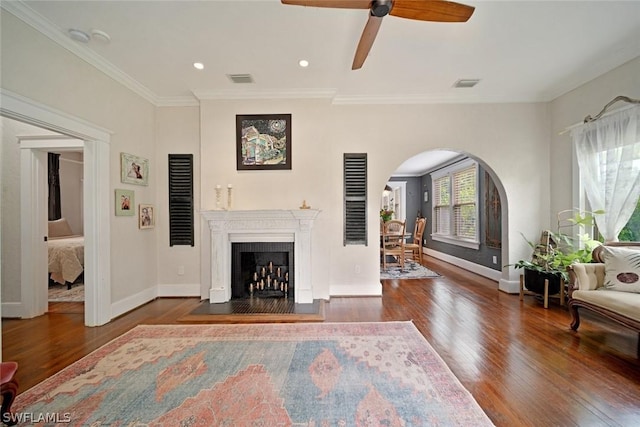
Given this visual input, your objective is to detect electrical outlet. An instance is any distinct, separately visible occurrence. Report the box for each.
[178,265,185,276]
[492,256,498,264]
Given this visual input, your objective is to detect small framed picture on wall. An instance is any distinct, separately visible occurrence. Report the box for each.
[138,204,155,229]
[115,189,135,216]
[121,152,149,186]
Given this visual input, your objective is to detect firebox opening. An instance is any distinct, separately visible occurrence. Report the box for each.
[232,242,294,299]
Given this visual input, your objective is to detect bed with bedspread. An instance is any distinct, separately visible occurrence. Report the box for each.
[48,218,84,289]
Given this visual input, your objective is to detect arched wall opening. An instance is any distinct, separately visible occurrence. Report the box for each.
[376,148,512,291]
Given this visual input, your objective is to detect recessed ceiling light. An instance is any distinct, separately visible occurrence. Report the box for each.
[453,79,481,88]
[68,29,90,43]
[298,59,309,68]
[193,62,204,70]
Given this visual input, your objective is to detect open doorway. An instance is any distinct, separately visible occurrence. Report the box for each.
[46,149,85,311]
[1,90,112,326]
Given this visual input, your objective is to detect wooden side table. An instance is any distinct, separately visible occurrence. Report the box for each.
[520,274,565,309]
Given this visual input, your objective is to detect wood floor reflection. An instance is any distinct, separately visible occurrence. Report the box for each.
[3,256,640,426]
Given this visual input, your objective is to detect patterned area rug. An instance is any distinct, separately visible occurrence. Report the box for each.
[381,259,441,280]
[13,322,493,426]
[48,283,84,302]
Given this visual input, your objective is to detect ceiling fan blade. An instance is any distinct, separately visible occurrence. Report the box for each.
[281,0,371,9]
[352,15,383,70]
[390,0,475,22]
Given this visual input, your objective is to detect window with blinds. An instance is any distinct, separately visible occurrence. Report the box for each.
[344,153,367,246]
[453,165,477,239]
[168,154,194,247]
[431,159,479,249]
[433,175,451,235]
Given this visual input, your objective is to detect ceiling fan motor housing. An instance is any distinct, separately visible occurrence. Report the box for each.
[371,0,393,17]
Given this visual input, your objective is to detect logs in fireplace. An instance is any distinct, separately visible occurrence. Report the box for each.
[231,242,294,299]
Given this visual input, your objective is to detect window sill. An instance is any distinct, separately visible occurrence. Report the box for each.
[431,234,480,250]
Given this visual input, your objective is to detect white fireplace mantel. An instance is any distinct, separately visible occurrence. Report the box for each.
[201,209,321,304]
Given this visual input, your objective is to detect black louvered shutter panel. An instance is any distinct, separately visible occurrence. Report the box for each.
[344,153,367,246]
[168,154,194,246]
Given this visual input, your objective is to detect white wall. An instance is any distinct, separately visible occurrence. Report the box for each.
[550,56,640,220]
[1,11,157,306]
[59,152,83,235]
[5,6,637,316]
[199,100,551,296]
[155,107,201,296]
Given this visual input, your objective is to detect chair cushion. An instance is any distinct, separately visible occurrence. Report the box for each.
[572,289,640,323]
[0,361,18,384]
[602,246,640,293]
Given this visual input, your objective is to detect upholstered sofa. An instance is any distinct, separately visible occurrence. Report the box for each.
[567,244,640,343]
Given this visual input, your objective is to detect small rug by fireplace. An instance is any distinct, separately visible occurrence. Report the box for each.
[179,299,325,323]
[380,259,440,280]
[12,322,493,426]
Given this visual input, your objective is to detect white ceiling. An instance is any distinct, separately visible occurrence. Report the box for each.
[4,1,640,175]
[8,0,640,106]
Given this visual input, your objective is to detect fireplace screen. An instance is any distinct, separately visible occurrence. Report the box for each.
[231,242,294,299]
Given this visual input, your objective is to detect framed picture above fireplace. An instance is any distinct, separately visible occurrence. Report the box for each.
[236,114,291,170]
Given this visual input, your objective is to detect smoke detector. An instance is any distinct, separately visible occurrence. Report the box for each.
[68,29,90,43]
[91,29,111,43]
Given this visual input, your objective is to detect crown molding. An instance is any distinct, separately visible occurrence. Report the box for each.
[2,1,160,106]
[155,96,200,107]
[192,89,336,101]
[332,93,550,105]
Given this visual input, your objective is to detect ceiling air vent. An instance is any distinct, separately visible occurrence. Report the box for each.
[227,74,254,84]
[453,79,480,88]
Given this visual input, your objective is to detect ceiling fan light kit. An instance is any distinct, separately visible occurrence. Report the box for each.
[281,0,475,70]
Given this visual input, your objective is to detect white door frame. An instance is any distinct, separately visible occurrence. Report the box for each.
[1,89,112,326]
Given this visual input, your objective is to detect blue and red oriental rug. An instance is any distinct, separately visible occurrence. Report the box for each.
[13,322,493,426]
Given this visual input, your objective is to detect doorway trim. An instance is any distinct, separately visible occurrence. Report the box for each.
[1,89,112,326]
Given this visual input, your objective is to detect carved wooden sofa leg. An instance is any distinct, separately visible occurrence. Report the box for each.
[568,301,581,331]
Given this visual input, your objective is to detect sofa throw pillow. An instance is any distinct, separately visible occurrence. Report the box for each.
[602,246,640,293]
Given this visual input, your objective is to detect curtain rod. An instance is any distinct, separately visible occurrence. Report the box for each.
[583,95,640,123]
[559,95,640,135]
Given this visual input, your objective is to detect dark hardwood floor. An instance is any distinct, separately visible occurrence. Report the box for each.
[3,256,640,426]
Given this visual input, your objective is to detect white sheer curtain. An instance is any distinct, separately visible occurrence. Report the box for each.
[570,105,640,242]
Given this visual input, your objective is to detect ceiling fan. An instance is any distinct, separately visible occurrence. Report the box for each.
[281,0,475,70]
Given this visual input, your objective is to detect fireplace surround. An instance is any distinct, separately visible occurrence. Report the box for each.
[201,209,320,304]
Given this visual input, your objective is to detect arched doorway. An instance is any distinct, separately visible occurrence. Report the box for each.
[379,149,508,286]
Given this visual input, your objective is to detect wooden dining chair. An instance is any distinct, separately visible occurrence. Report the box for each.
[405,217,426,264]
[380,219,406,270]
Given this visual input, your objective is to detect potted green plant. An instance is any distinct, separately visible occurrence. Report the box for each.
[380,209,394,222]
[511,209,604,294]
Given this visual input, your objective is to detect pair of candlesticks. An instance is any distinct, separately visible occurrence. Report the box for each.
[215,184,233,210]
